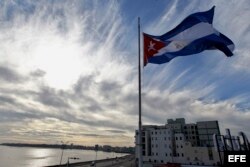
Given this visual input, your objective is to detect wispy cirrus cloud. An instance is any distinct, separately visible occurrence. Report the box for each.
[0,0,138,146]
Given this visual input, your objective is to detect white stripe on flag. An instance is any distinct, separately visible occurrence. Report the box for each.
[154,22,218,55]
[169,22,216,40]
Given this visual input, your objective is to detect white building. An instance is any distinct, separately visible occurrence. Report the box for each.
[135,118,221,166]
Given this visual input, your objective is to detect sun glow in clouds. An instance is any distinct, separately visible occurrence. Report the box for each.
[0,9,93,89]
[30,35,84,89]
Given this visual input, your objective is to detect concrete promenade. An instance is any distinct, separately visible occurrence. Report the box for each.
[47,154,136,167]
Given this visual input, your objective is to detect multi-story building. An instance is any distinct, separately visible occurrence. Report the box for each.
[135,118,221,166]
[197,121,220,147]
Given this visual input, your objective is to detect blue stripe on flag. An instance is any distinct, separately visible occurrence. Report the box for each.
[151,6,215,41]
[166,34,233,56]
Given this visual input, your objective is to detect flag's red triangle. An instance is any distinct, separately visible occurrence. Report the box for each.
[143,34,166,66]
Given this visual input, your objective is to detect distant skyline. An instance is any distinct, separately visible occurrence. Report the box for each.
[0,0,250,146]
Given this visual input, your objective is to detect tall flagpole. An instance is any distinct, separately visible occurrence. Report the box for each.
[138,17,143,167]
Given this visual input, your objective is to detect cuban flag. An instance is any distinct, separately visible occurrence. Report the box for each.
[144,6,235,66]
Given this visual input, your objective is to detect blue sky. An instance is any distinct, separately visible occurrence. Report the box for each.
[0,0,249,146]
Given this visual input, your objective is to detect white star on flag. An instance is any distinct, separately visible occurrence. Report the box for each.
[148,41,156,51]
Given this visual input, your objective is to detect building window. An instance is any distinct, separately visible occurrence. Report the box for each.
[156,144,158,148]
[152,152,154,155]
[161,160,164,163]
[176,145,179,148]
[182,153,184,157]
[177,153,179,157]
[155,137,157,140]
[165,153,168,156]
[151,132,153,134]
[164,137,166,140]
[181,145,183,148]
[156,153,158,156]
[176,137,178,140]
[152,144,154,148]
[180,137,182,140]
[155,132,157,134]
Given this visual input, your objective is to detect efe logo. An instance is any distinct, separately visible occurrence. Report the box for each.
[224,151,249,167]
[228,155,246,162]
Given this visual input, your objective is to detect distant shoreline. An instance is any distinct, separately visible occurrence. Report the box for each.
[0,143,134,154]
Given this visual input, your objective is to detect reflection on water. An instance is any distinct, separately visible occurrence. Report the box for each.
[0,146,61,167]
[0,145,127,167]
[25,148,59,167]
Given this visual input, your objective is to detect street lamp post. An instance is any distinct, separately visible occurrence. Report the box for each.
[94,144,98,167]
[112,151,114,165]
[59,141,69,166]
[67,157,70,167]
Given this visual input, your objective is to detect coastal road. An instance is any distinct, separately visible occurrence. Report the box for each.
[71,155,136,167]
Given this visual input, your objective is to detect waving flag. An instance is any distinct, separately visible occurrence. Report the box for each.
[144,6,235,66]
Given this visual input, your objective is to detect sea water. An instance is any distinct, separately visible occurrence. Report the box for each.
[0,145,126,167]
